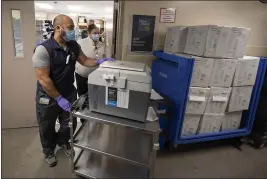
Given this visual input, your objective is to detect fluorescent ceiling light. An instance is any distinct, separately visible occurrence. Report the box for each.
[35,3,54,10]
[104,7,113,13]
[67,5,81,11]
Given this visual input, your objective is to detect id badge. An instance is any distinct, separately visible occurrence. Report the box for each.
[66,55,70,64]
[39,97,50,105]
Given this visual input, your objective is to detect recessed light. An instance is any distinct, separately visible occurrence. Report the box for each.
[35,3,54,10]
[67,5,81,11]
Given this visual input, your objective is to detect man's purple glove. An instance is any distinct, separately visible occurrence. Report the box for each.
[97,58,115,65]
[56,96,71,112]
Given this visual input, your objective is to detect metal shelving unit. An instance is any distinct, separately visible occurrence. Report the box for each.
[70,106,160,178]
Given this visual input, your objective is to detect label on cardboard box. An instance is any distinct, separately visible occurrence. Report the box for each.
[226,27,251,58]
[209,59,238,87]
[198,113,224,134]
[190,57,215,87]
[204,26,232,58]
[181,114,201,136]
[164,26,188,53]
[227,86,253,112]
[185,87,210,114]
[205,87,231,114]
[184,26,209,56]
[233,56,260,86]
[221,112,243,131]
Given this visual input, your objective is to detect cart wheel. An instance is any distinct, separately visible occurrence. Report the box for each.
[76,175,86,179]
[231,138,243,151]
[167,142,178,150]
[254,141,265,149]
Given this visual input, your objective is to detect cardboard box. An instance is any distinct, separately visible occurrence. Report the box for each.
[185,87,210,114]
[184,25,209,56]
[181,114,201,136]
[205,87,232,114]
[221,112,243,131]
[164,26,188,54]
[176,54,215,87]
[191,56,215,87]
[225,27,251,58]
[233,56,260,86]
[184,25,251,58]
[228,86,253,112]
[198,113,224,134]
[209,59,238,87]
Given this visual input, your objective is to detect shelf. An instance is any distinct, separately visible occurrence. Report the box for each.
[73,147,149,179]
[73,120,152,167]
[73,109,160,134]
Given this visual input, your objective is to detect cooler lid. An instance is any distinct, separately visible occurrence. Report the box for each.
[100,61,145,72]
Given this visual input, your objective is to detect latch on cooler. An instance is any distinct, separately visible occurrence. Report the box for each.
[102,74,115,86]
[102,74,127,88]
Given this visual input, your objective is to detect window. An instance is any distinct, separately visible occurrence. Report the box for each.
[11,10,24,57]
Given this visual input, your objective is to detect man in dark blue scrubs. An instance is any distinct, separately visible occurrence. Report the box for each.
[32,14,114,167]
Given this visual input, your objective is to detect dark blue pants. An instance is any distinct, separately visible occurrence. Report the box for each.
[36,91,77,155]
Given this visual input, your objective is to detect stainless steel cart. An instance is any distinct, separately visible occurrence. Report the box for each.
[69,102,160,178]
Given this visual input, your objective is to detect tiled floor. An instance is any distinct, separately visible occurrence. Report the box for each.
[2,127,267,178]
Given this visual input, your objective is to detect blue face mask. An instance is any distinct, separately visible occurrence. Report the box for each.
[61,27,76,42]
[64,30,76,42]
[91,34,99,42]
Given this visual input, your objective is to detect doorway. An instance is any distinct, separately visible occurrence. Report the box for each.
[2,0,118,129]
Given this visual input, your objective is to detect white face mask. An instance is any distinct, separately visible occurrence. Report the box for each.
[91,34,99,41]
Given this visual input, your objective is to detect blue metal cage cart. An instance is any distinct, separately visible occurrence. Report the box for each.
[152,51,267,147]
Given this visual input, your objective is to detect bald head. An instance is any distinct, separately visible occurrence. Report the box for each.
[53,14,74,29]
[53,14,75,42]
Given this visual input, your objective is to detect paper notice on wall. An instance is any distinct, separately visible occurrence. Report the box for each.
[160,8,176,23]
[105,87,129,108]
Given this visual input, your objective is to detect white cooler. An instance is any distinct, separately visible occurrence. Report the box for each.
[88,61,152,122]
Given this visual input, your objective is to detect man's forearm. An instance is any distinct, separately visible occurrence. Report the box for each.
[39,77,61,99]
[83,57,98,67]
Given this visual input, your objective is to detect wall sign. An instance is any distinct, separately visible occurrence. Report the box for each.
[130,15,156,53]
[160,8,176,23]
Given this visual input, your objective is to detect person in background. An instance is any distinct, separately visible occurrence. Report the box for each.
[89,19,95,25]
[81,29,88,39]
[81,19,95,39]
[32,14,114,167]
[75,24,106,99]
[99,27,105,42]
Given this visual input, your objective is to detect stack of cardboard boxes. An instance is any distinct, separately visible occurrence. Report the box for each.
[164,25,260,136]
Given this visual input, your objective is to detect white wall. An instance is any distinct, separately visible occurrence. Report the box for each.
[120,1,267,66]
[46,12,78,26]
[3,1,38,128]
[35,12,78,26]
[105,18,114,57]
[35,11,47,20]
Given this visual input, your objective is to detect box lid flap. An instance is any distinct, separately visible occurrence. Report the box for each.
[100,61,145,72]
